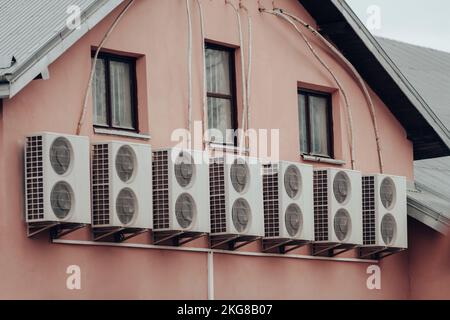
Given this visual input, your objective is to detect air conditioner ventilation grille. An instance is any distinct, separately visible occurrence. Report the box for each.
[210,158,226,234]
[263,164,279,237]
[92,144,110,225]
[25,135,44,221]
[153,150,170,229]
[314,170,329,241]
[381,213,397,246]
[362,176,376,245]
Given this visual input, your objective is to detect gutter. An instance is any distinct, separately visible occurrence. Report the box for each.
[407,197,450,235]
[0,0,125,99]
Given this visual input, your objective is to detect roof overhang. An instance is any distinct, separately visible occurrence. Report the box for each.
[297,0,450,160]
[0,0,125,99]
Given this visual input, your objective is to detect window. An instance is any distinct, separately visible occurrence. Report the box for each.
[92,52,138,131]
[298,90,333,158]
[205,43,237,145]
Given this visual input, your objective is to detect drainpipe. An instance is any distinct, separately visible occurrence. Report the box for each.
[207,252,214,300]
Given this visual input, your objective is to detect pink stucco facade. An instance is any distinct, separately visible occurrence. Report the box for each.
[0,0,447,299]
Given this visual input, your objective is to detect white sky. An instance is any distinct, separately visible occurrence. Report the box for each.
[346,0,450,52]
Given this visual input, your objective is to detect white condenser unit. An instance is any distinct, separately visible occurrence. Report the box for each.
[362,174,407,248]
[152,148,210,233]
[262,161,314,241]
[91,141,152,229]
[209,154,264,237]
[313,168,362,245]
[24,132,90,224]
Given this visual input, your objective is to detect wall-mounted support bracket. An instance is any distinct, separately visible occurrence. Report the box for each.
[262,239,310,254]
[210,235,261,250]
[27,222,87,239]
[358,246,406,260]
[153,231,207,246]
[92,227,148,242]
[312,242,356,257]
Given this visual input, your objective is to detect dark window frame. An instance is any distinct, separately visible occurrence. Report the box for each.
[298,89,334,158]
[92,51,138,132]
[205,42,238,146]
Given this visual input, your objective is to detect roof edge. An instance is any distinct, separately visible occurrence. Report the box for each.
[408,197,449,235]
[0,0,125,99]
[330,0,450,152]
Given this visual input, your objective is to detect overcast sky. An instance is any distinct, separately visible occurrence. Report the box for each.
[346,0,450,52]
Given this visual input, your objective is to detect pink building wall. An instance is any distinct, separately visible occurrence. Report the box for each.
[0,0,443,299]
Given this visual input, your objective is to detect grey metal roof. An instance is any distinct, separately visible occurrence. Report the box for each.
[377,37,450,234]
[0,0,125,97]
[0,0,96,76]
[376,37,450,128]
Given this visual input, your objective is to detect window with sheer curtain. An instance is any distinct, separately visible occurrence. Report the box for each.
[92,52,137,131]
[298,90,333,158]
[205,44,237,145]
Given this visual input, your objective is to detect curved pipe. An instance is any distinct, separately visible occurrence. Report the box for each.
[226,0,248,154]
[262,9,356,170]
[277,9,384,173]
[76,0,135,136]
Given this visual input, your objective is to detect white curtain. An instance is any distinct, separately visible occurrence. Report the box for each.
[309,96,330,156]
[92,59,107,126]
[206,48,233,144]
[110,60,133,129]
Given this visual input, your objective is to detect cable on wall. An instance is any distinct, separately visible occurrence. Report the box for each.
[186,0,194,148]
[277,9,384,173]
[240,1,253,143]
[226,0,248,154]
[195,0,208,150]
[76,0,135,136]
[261,9,357,170]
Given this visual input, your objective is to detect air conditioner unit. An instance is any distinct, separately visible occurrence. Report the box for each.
[362,174,407,248]
[209,154,264,238]
[262,161,314,241]
[24,132,90,224]
[152,148,210,234]
[91,141,152,229]
[313,168,362,245]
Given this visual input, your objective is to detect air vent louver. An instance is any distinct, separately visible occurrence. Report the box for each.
[153,150,170,229]
[313,170,329,241]
[92,144,110,226]
[362,176,376,245]
[210,158,226,234]
[25,135,44,221]
[263,164,279,237]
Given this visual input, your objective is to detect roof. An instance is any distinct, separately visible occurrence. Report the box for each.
[298,0,450,160]
[0,0,125,97]
[376,37,450,234]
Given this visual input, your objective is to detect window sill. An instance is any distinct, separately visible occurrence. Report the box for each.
[94,127,151,140]
[302,154,345,165]
[206,141,249,154]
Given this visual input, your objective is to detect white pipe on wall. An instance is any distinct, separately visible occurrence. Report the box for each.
[52,239,378,264]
